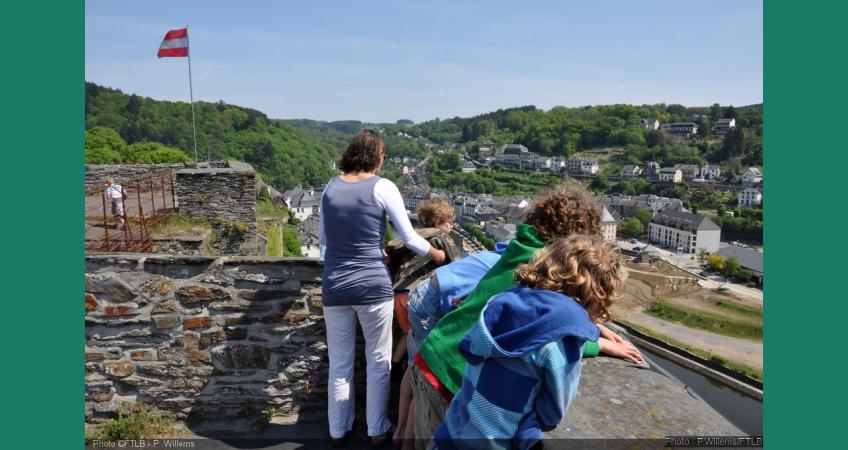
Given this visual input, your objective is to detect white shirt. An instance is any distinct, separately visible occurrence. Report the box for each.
[105,184,123,200]
[318,177,431,257]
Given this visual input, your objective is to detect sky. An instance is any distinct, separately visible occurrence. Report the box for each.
[86,0,763,123]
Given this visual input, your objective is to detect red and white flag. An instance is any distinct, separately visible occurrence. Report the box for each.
[157,28,189,58]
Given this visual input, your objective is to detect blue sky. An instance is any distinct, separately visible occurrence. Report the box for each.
[86,0,762,123]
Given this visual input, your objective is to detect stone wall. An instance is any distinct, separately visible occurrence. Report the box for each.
[86,161,258,255]
[85,163,185,192]
[85,254,743,436]
[173,161,257,255]
[85,254,327,424]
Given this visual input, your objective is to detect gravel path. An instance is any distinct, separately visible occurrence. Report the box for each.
[626,312,763,371]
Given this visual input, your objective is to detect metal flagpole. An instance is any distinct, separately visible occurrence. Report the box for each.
[186,25,198,163]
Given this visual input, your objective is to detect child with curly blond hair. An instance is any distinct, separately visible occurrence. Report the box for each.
[432,235,624,449]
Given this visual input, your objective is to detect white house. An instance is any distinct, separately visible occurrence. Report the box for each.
[288,188,320,222]
[658,167,683,183]
[640,118,660,130]
[660,122,699,139]
[738,188,762,207]
[495,144,532,168]
[461,161,476,173]
[601,207,617,242]
[742,167,763,185]
[566,156,599,175]
[714,118,737,135]
[649,210,721,254]
[620,164,642,178]
[701,165,721,180]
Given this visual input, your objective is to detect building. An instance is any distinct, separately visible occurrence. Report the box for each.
[494,144,532,168]
[601,207,617,242]
[644,162,661,179]
[741,167,763,185]
[534,156,552,171]
[714,118,737,135]
[601,194,684,218]
[288,188,320,222]
[673,164,701,180]
[297,214,321,258]
[566,156,599,175]
[701,165,721,180]
[649,210,721,254]
[717,245,763,284]
[640,118,660,130]
[738,188,762,207]
[461,161,476,173]
[484,221,517,243]
[478,147,492,160]
[658,167,683,183]
[660,122,699,139]
[620,164,642,178]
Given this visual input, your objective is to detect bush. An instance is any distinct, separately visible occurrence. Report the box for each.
[88,410,173,441]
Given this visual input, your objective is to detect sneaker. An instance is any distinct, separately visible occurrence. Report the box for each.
[330,420,358,448]
[370,429,391,448]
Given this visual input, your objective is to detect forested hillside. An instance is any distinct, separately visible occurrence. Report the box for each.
[381,103,763,170]
[85,82,339,190]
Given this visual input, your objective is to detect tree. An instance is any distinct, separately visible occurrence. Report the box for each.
[723,105,736,119]
[717,204,726,217]
[707,254,725,272]
[589,174,609,192]
[646,129,666,148]
[633,208,653,229]
[724,256,741,278]
[619,218,644,238]
[85,126,126,155]
[698,248,708,265]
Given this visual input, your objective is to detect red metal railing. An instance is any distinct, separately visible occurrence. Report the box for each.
[85,169,175,252]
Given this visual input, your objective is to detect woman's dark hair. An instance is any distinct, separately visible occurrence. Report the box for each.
[338,129,384,173]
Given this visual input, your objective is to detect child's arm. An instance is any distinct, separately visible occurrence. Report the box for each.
[532,338,584,431]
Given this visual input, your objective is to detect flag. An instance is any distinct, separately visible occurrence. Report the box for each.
[158,28,189,58]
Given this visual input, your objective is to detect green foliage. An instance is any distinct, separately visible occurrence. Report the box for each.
[645,300,762,340]
[266,224,283,257]
[589,173,610,193]
[86,82,339,189]
[283,225,302,256]
[152,213,210,238]
[87,409,173,441]
[257,199,286,219]
[707,254,725,272]
[712,299,762,318]
[462,223,495,250]
[712,211,763,244]
[618,217,644,237]
[428,163,561,196]
[124,141,190,163]
[633,208,653,229]
[724,256,741,278]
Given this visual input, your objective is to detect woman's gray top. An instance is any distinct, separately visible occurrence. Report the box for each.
[320,176,392,306]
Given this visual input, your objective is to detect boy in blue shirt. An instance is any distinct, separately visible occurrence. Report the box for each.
[432,235,624,450]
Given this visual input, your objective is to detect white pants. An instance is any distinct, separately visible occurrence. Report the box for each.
[324,300,394,438]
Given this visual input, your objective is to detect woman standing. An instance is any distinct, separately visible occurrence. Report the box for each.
[319,129,445,446]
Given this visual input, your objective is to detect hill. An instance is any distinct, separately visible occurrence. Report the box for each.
[85,82,339,190]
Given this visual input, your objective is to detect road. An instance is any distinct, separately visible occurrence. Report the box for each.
[625,312,763,371]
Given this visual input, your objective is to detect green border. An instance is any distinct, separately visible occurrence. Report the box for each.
[2,1,83,447]
[766,2,848,447]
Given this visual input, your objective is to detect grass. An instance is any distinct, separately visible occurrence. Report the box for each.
[621,320,762,381]
[709,298,762,319]
[86,409,175,441]
[257,199,286,219]
[645,300,762,340]
[266,223,283,257]
[151,213,210,238]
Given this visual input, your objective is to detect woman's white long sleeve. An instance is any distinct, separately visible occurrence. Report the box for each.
[373,179,432,256]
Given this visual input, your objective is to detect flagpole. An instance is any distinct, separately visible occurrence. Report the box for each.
[186,25,198,164]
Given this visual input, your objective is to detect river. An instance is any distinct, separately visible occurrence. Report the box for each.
[639,346,763,436]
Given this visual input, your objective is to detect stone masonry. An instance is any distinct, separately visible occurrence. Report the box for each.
[85,253,743,437]
[85,254,327,424]
[173,161,257,255]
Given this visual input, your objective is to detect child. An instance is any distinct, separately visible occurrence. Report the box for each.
[412,183,605,448]
[394,247,505,447]
[432,235,624,449]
